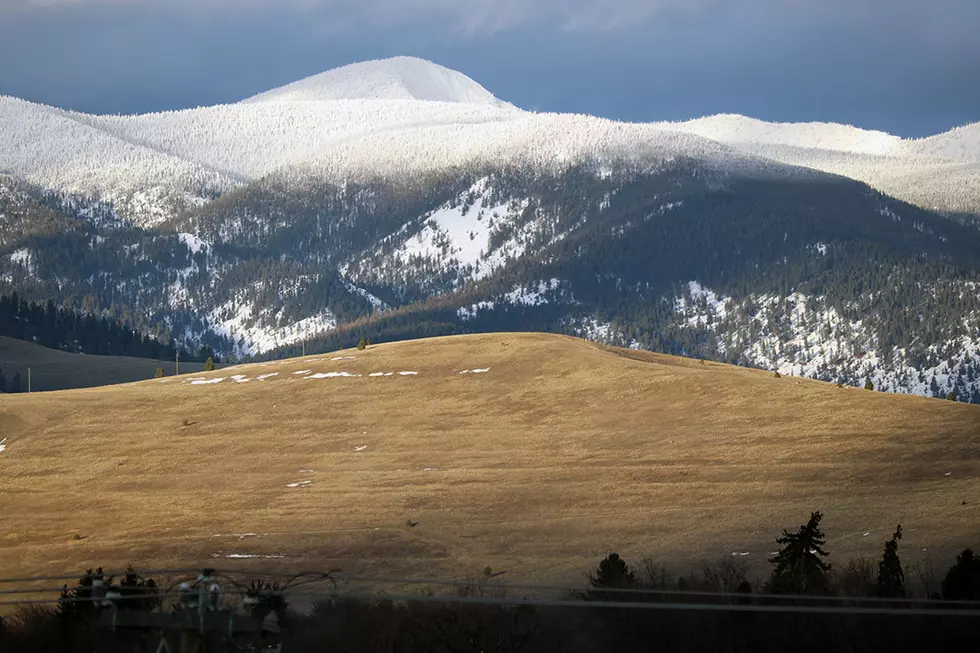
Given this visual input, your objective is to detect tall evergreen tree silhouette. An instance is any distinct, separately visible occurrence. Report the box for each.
[875,525,905,598]
[10,372,21,394]
[0,368,6,393]
[766,511,831,594]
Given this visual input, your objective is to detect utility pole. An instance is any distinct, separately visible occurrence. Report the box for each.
[27,366,31,393]
[176,349,180,376]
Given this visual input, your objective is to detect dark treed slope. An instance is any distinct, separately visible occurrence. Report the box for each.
[0,335,210,392]
[0,293,214,364]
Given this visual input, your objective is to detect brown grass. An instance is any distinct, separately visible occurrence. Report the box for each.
[1,332,978,603]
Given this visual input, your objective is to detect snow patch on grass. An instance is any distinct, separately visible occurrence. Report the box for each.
[191,377,226,385]
[306,371,361,379]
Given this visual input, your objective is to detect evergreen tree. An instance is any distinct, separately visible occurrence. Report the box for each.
[357,337,368,351]
[865,378,875,391]
[586,553,636,601]
[875,525,905,598]
[946,391,957,401]
[766,511,832,594]
[0,368,5,393]
[154,367,165,378]
[204,356,215,372]
[941,549,980,600]
[10,372,21,394]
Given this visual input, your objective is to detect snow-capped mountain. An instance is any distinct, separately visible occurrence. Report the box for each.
[2,57,980,401]
[242,56,510,106]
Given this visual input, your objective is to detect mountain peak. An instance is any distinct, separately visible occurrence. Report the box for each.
[241,56,509,107]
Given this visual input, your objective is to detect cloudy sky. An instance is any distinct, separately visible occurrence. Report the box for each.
[1,0,977,137]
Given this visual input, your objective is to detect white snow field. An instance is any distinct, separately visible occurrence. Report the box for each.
[7,56,977,225]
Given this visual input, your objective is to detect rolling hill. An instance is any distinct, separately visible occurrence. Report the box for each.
[1,333,977,597]
[0,335,210,392]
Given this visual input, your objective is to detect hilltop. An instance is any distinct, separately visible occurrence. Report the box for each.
[1,333,977,594]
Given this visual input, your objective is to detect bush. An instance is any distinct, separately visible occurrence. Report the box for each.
[864,378,875,391]
[154,367,164,378]
[357,338,368,351]
[204,356,215,371]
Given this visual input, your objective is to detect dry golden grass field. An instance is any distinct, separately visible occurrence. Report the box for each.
[1,332,978,603]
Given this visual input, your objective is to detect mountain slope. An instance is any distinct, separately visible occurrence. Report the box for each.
[1,333,978,586]
[662,114,980,216]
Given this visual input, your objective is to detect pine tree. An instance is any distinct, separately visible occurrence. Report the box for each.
[875,525,905,598]
[204,356,215,372]
[10,372,21,394]
[766,511,832,594]
[586,553,636,601]
[864,377,874,391]
[0,368,5,393]
[941,549,980,600]
[946,391,957,401]
[154,367,165,378]
[357,338,368,351]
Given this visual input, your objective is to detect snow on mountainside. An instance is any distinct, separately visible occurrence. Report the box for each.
[661,114,980,215]
[243,56,509,107]
[0,96,236,224]
[907,123,980,164]
[665,114,902,156]
[669,280,980,400]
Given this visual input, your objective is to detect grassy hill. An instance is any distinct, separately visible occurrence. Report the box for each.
[1,332,977,598]
[0,335,209,392]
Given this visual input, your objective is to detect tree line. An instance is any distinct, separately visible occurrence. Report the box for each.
[0,292,215,392]
[1,510,978,652]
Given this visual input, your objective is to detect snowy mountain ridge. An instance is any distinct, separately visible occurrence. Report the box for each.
[2,56,978,225]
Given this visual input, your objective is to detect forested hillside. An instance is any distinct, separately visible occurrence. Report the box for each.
[3,162,980,401]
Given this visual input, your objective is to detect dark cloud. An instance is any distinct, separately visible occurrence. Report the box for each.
[1,0,977,136]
